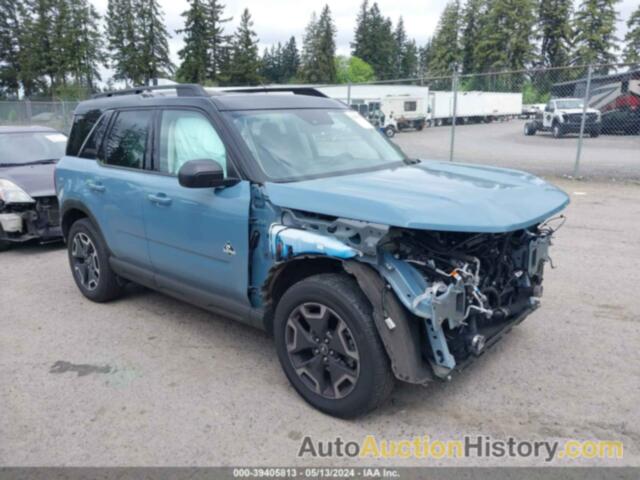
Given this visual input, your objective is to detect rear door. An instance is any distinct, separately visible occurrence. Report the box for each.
[94,109,155,272]
[142,107,252,313]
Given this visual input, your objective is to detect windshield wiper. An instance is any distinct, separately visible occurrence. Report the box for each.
[0,158,59,167]
[403,157,421,165]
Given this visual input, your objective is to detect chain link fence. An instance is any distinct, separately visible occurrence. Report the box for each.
[1,64,638,180]
[0,100,78,133]
[320,63,640,180]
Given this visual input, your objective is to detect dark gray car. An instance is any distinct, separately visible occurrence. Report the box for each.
[0,126,66,250]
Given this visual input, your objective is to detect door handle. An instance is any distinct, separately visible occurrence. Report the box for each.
[86,180,105,193]
[147,193,172,206]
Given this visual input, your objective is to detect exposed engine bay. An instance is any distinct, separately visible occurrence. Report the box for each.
[380,223,559,372]
[265,204,563,382]
[0,196,61,243]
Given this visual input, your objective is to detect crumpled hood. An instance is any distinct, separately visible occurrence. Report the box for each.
[0,163,56,198]
[264,161,569,233]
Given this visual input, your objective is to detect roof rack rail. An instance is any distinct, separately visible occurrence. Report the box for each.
[219,86,328,98]
[92,84,208,99]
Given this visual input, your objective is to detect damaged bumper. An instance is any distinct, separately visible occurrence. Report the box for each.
[0,196,62,243]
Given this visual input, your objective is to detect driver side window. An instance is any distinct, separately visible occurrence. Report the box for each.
[158,110,227,176]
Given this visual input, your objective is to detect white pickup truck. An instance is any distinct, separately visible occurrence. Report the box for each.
[524,98,601,138]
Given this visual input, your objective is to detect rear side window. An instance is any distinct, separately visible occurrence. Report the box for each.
[102,110,153,169]
[79,112,111,159]
[66,109,102,156]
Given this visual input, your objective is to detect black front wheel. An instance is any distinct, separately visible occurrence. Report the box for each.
[552,123,563,138]
[67,218,123,302]
[274,273,394,418]
[384,125,395,138]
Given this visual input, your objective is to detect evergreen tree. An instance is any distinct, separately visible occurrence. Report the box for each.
[460,0,487,73]
[176,0,210,83]
[300,12,319,81]
[281,36,300,82]
[0,0,24,96]
[572,0,620,71]
[301,6,337,83]
[392,17,407,78]
[228,8,261,85]
[622,5,640,65]
[351,1,395,79]
[351,1,373,65]
[538,0,573,68]
[418,39,432,77]
[401,39,419,78]
[474,0,537,73]
[205,0,232,82]
[427,0,462,75]
[67,0,105,90]
[105,0,140,84]
[136,0,174,85]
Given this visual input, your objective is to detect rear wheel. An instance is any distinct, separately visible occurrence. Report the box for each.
[590,127,601,138]
[524,122,536,136]
[67,218,123,302]
[274,273,394,418]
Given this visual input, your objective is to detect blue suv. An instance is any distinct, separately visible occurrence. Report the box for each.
[56,84,569,417]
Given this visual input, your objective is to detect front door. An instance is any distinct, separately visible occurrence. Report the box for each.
[142,108,252,314]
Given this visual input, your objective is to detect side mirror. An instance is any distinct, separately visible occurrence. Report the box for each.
[178,159,239,188]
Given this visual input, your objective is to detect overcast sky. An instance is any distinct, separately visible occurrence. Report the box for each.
[90,0,638,80]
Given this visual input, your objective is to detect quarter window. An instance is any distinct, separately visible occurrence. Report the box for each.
[102,110,152,169]
[158,110,227,175]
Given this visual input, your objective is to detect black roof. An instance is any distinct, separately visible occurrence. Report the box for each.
[0,125,59,134]
[74,85,346,115]
[211,93,345,111]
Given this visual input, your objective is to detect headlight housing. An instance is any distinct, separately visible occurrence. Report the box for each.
[0,179,35,204]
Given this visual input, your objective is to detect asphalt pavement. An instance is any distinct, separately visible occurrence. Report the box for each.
[1,177,639,467]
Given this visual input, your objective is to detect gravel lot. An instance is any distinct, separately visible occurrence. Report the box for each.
[393,120,640,181]
[1,178,639,467]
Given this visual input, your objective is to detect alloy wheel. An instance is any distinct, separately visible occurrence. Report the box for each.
[71,232,100,291]
[285,302,360,399]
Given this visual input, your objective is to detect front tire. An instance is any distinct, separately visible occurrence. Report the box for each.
[67,218,123,302]
[552,123,563,138]
[274,273,394,418]
[384,125,395,138]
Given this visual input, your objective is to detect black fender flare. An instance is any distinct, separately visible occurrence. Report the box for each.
[343,260,434,385]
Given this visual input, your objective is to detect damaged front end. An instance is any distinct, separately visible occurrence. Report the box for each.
[375,223,559,379]
[265,205,563,383]
[0,196,62,244]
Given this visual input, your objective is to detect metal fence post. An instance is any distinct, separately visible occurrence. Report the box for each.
[573,64,593,177]
[449,71,459,162]
[347,81,352,107]
[25,99,32,125]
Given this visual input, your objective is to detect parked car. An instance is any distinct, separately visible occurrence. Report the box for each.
[55,85,569,417]
[0,126,66,250]
[524,98,601,138]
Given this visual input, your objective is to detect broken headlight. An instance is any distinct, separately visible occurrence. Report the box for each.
[0,179,34,204]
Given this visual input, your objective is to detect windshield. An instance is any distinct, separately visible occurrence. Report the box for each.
[0,132,67,166]
[226,109,406,181]
[555,99,584,109]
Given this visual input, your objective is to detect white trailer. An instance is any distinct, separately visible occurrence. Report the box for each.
[317,85,431,118]
[428,91,523,126]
